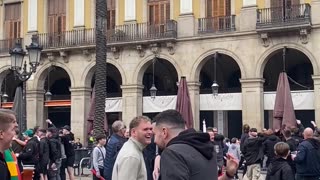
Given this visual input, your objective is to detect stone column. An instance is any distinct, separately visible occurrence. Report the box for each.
[240,78,265,131]
[313,75,320,126]
[188,81,200,130]
[26,90,44,129]
[70,87,91,144]
[74,0,85,28]
[239,2,257,32]
[311,0,320,26]
[124,0,136,22]
[121,84,143,126]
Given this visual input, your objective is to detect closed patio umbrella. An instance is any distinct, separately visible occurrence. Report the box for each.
[176,76,194,128]
[87,85,108,134]
[273,72,296,130]
[12,86,24,132]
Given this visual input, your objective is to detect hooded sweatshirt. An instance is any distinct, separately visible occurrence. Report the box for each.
[266,157,294,180]
[228,143,241,161]
[160,129,218,180]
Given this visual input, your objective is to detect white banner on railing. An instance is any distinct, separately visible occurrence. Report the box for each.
[264,90,314,110]
[143,96,177,113]
[104,90,314,113]
[105,97,122,112]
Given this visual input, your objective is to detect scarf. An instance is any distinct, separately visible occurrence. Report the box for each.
[4,149,22,180]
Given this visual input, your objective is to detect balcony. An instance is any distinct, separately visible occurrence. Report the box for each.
[198,15,236,34]
[256,3,311,32]
[38,20,177,50]
[0,38,23,54]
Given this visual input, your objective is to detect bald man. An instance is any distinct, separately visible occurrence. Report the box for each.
[293,127,320,180]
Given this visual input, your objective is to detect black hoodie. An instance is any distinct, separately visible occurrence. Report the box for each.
[266,157,294,180]
[160,129,218,180]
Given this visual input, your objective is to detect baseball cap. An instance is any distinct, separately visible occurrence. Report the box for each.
[23,129,34,137]
[62,125,71,131]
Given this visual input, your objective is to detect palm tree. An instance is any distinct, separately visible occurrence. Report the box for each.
[94,0,107,137]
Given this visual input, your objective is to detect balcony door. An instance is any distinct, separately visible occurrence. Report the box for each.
[271,0,300,21]
[206,0,231,31]
[107,0,116,30]
[148,0,170,36]
[4,3,21,49]
[48,0,66,46]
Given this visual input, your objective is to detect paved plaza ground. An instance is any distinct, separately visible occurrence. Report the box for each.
[69,169,267,180]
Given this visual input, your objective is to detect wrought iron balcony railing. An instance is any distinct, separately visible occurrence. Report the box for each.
[0,38,23,54]
[256,3,311,31]
[38,20,177,49]
[38,28,95,49]
[198,15,236,34]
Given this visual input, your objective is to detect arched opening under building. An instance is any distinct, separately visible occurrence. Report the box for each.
[90,63,122,132]
[199,53,242,139]
[1,70,22,104]
[44,66,71,128]
[263,48,314,129]
[142,58,178,119]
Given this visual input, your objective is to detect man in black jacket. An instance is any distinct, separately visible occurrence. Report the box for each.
[293,128,320,180]
[19,129,41,180]
[153,110,238,180]
[47,127,62,180]
[61,125,75,180]
[39,129,50,180]
[0,109,18,180]
[242,128,265,180]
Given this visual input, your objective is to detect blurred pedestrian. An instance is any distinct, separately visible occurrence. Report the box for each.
[92,134,107,180]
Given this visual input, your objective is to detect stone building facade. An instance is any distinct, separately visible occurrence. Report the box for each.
[0,0,320,141]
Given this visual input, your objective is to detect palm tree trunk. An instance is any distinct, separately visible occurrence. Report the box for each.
[94,0,107,136]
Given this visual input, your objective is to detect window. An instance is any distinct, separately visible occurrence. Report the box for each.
[107,0,116,30]
[4,3,21,39]
[206,0,231,17]
[48,0,66,33]
[271,0,300,8]
[148,0,170,25]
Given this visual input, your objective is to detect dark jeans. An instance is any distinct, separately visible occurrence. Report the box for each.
[93,168,104,180]
[296,174,320,180]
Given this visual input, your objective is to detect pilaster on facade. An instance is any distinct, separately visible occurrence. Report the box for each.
[240,78,265,131]
[187,81,201,130]
[70,87,92,145]
[240,5,257,32]
[121,84,144,126]
[26,89,45,129]
[312,75,320,126]
[311,0,320,26]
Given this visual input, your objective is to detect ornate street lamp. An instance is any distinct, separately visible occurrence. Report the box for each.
[150,57,157,99]
[9,34,43,132]
[212,52,219,96]
[45,67,52,101]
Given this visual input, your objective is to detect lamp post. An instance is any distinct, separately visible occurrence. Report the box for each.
[150,57,157,99]
[9,35,43,132]
[212,52,219,96]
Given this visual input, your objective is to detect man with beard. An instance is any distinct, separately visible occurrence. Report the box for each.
[153,109,238,180]
[112,116,153,180]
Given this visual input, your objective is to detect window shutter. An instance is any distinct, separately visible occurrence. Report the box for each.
[271,0,282,7]
[4,3,21,39]
[147,0,170,25]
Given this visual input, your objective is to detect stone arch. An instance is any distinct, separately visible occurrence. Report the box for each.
[134,53,182,85]
[33,62,75,90]
[256,43,319,77]
[82,58,127,88]
[191,48,246,82]
[0,65,12,89]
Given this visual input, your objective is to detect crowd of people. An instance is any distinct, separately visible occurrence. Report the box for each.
[1,108,320,180]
